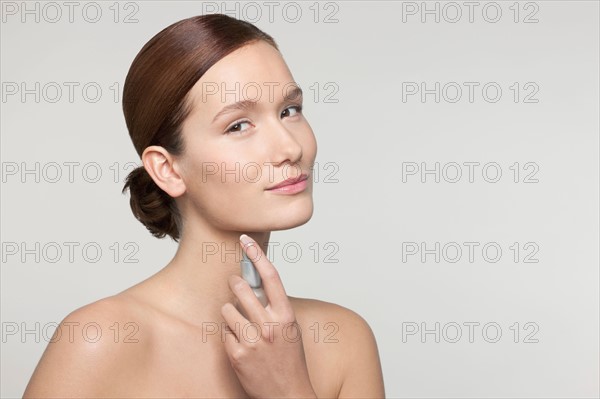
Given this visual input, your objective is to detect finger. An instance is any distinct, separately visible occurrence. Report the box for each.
[220,308,244,366]
[220,302,245,344]
[239,234,290,314]
[227,274,268,325]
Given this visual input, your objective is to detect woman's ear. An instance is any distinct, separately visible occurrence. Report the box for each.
[141,146,186,198]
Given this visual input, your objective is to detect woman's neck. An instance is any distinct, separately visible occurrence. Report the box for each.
[143,221,271,326]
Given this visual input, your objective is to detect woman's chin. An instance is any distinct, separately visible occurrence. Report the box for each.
[266,201,314,230]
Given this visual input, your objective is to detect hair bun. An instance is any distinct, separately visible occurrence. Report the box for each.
[122,166,180,241]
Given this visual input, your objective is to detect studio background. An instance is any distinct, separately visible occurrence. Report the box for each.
[1,1,598,398]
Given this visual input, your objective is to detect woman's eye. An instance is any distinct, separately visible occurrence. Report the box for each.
[225,105,302,135]
[226,120,251,134]
[281,105,303,118]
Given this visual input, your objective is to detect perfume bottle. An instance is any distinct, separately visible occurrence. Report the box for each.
[240,249,269,308]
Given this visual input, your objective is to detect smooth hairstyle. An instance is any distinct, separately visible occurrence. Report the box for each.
[121,14,278,242]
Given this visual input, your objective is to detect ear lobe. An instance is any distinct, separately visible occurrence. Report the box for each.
[141,146,186,198]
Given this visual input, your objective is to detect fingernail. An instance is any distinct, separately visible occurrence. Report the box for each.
[240,234,253,246]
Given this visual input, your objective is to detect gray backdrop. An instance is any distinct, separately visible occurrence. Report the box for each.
[1,1,599,398]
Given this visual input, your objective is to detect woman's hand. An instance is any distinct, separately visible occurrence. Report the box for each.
[220,234,317,399]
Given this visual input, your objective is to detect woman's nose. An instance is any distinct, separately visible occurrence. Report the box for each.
[268,121,303,166]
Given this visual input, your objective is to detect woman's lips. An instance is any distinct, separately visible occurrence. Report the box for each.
[266,175,308,194]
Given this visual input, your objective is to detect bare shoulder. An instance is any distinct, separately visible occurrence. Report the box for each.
[289,295,376,336]
[23,294,151,398]
[289,296,386,399]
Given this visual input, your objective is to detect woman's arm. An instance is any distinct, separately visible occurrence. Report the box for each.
[336,309,386,399]
[291,297,385,399]
[22,299,139,398]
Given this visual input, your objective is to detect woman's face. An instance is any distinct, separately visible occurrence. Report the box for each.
[176,40,317,232]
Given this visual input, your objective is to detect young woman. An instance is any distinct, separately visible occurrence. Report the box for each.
[23,14,385,398]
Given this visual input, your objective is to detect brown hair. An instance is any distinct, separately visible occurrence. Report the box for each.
[121,14,278,242]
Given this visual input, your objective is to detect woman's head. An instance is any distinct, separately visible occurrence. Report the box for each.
[122,14,316,242]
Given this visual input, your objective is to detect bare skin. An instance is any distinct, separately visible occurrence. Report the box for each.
[22,274,384,398]
[23,40,385,398]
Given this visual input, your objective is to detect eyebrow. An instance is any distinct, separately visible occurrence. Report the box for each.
[211,86,303,124]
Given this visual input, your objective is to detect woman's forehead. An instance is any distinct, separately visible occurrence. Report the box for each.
[186,44,297,115]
